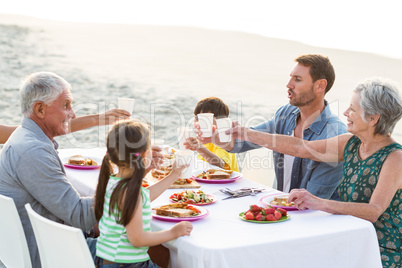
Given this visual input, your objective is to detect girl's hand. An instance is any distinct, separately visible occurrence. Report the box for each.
[145,145,164,174]
[172,221,193,237]
[184,137,200,151]
[170,159,189,176]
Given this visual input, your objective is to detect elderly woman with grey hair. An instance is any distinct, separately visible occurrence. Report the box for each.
[228,77,402,267]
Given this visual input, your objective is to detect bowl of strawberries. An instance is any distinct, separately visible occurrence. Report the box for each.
[239,204,290,223]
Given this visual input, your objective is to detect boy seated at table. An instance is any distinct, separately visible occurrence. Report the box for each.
[184,97,239,171]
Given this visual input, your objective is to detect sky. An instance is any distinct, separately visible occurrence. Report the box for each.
[2,0,402,59]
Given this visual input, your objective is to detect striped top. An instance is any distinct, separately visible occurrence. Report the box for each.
[96,176,152,263]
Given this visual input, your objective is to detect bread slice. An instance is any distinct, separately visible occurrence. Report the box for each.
[68,155,86,166]
[206,170,231,180]
[273,196,289,203]
[151,169,171,178]
[155,203,198,217]
[271,195,294,207]
[85,158,98,166]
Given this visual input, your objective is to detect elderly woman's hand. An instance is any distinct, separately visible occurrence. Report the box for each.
[99,109,130,125]
[195,121,240,151]
[226,121,249,141]
[288,189,323,210]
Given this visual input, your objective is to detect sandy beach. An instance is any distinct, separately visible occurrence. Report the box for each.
[1,13,402,152]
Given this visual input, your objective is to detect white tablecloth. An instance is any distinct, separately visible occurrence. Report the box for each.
[60,148,382,268]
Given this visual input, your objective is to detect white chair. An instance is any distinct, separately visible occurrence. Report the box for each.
[25,204,95,268]
[239,148,275,187]
[0,194,32,268]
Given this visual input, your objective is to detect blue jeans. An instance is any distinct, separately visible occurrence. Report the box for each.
[95,257,159,268]
[86,238,98,262]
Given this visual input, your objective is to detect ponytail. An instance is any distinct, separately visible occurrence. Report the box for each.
[110,153,145,226]
[94,154,113,221]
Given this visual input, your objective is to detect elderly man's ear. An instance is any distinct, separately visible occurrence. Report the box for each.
[33,102,46,118]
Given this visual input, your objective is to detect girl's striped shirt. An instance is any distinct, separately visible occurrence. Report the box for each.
[96,176,151,263]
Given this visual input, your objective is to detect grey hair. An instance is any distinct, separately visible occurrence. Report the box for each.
[354,77,402,135]
[20,72,72,117]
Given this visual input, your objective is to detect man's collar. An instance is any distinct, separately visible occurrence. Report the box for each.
[291,100,332,135]
[22,117,58,149]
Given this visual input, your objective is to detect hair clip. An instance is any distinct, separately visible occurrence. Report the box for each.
[134,152,140,157]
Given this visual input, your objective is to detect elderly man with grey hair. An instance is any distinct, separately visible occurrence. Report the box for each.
[0,72,128,267]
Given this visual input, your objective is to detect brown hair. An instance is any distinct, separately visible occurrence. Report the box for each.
[295,54,335,93]
[193,97,229,118]
[94,120,150,226]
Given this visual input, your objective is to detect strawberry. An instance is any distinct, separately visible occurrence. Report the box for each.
[277,207,287,217]
[266,214,276,221]
[250,204,262,212]
[264,207,275,215]
[255,213,264,221]
[244,211,255,220]
[274,210,282,220]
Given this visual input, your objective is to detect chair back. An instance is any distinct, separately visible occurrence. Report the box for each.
[25,204,95,268]
[0,194,32,268]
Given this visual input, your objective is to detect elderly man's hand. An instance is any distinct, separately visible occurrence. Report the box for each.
[145,145,164,174]
[99,109,130,125]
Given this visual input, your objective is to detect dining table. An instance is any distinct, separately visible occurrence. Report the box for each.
[59,148,382,268]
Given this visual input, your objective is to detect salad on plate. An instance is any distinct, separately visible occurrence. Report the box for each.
[169,190,216,205]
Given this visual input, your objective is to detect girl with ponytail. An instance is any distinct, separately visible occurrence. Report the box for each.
[94,120,193,267]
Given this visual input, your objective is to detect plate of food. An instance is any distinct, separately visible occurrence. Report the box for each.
[169,190,217,205]
[152,203,209,222]
[239,204,290,223]
[63,155,102,170]
[148,170,201,189]
[259,194,299,211]
[193,169,242,184]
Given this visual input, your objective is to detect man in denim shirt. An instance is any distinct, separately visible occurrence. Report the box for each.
[201,54,346,200]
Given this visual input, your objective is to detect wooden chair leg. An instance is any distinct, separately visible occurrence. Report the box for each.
[148,244,170,268]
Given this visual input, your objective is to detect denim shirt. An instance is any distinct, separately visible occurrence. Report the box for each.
[231,101,347,200]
